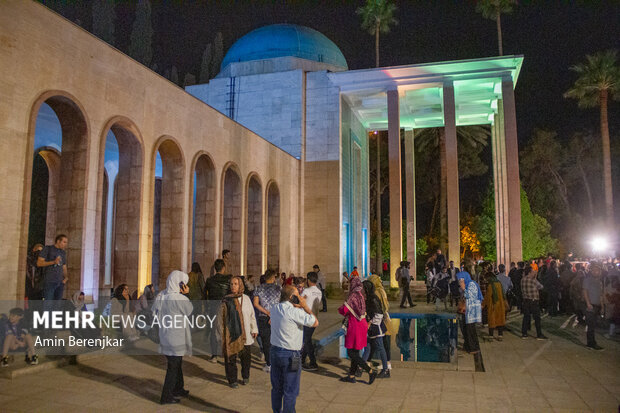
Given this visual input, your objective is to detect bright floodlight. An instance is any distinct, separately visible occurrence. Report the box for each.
[591,237,609,252]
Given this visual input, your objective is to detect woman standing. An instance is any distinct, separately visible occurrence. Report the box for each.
[362,280,389,378]
[338,277,377,384]
[152,271,193,405]
[482,272,506,340]
[456,271,484,371]
[368,273,392,373]
[220,276,258,388]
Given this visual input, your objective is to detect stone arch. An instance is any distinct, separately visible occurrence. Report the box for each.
[245,173,263,277]
[220,162,242,276]
[96,116,144,295]
[21,91,90,299]
[266,180,281,272]
[152,136,185,291]
[189,151,216,276]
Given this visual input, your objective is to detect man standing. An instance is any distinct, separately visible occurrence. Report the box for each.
[210,249,232,276]
[520,266,548,340]
[496,264,513,296]
[583,263,604,350]
[313,265,327,312]
[435,249,446,274]
[301,272,322,370]
[37,234,68,311]
[270,285,318,413]
[510,262,525,312]
[253,269,281,372]
[399,261,414,309]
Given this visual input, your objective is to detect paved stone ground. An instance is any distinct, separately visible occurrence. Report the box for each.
[0,299,619,412]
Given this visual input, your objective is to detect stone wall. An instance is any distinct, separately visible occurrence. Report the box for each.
[0,0,300,302]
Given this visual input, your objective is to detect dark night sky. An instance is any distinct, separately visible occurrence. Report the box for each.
[45,1,620,145]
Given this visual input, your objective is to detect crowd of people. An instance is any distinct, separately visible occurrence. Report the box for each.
[10,233,620,411]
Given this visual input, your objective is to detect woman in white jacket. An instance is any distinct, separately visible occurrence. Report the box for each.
[220,275,258,388]
[152,270,193,405]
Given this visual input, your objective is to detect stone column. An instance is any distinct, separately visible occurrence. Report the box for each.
[492,106,509,266]
[404,129,416,278]
[443,82,460,265]
[502,77,523,263]
[387,88,402,288]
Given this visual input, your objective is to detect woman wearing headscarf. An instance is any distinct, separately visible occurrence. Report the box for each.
[135,284,155,313]
[220,276,258,388]
[70,291,87,312]
[361,280,389,378]
[338,277,377,384]
[368,273,392,373]
[110,284,140,342]
[152,270,193,405]
[456,271,482,354]
[482,272,506,341]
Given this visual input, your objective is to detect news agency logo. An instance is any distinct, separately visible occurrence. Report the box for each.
[33,311,218,330]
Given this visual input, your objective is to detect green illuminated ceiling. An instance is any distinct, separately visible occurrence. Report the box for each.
[329,56,523,130]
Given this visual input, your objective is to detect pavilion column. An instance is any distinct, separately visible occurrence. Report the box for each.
[404,129,416,278]
[501,77,522,263]
[492,108,509,266]
[387,88,402,288]
[443,81,460,265]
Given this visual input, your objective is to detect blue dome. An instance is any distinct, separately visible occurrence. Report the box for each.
[221,24,348,72]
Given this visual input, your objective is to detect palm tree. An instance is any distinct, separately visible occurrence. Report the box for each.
[565,50,620,228]
[357,0,398,68]
[416,126,490,248]
[475,0,516,56]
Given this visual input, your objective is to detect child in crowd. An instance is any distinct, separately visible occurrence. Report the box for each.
[1,308,38,367]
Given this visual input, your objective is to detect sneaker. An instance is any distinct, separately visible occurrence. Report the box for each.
[262,365,271,373]
[368,370,378,385]
[160,398,180,405]
[208,355,218,363]
[240,378,249,385]
[354,367,363,378]
[497,336,503,342]
[387,362,392,370]
[536,335,549,341]
[30,355,39,365]
[586,344,604,351]
[302,363,318,371]
[229,382,239,389]
[1,356,8,368]
[377,369,390,379]
[521,334,528,339]
[339,376,356,383]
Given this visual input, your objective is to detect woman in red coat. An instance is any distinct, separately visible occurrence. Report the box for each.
[338,277,377,384]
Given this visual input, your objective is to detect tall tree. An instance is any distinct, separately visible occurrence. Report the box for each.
[200,43,213,83]
[357,0,398,68]
[475,0,516,56]
[211,32,224,77]
[128,0,153,67]
[91,0,116,45]
[565,50,619,228]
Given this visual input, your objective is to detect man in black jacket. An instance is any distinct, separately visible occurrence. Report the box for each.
[205,259,231,301]
[204,259,231,363]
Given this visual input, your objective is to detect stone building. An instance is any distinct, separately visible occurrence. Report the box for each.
[0,1,523,303]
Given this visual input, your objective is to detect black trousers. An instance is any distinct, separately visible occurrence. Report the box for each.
[347,349,370,376]
[258,317,271,366]
[224,345,251,384]
[489,326,504,336]
[459,314,480,353]
[320,287,327,311]
[400,286,413,307]
[301,326,316,365]
[161,356,184,402]
[585,305,601,346]
[522,299,542,337]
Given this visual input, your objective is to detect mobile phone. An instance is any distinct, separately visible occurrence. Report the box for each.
[290,295,300,305]
[290,354,300,371]
[179,281,186,290]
